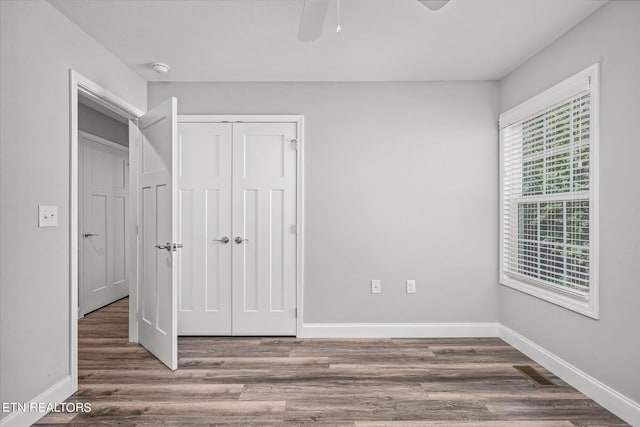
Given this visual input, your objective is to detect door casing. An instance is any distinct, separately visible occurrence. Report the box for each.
[179,115,305,337]
[70,70,144,393]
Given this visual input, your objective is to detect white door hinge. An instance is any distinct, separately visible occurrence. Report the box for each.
[291,139,299,151]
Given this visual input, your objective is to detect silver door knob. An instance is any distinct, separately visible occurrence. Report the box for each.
[235,237,249,244]
[213,236,229,244]
[155,242,183,251]
[155,243,171,251]
[83,232,99,238]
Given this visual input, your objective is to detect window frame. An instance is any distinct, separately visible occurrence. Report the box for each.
[499,64,600,319]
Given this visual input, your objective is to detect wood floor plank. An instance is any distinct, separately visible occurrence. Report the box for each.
[179,356,329,369]
[34,297,627,426]
[78,368,215,384]
[284,399,494,423]
[355,422,575,426]
[65,401,286,424]
[73,383,244,401]
[85,400,286,416]
[391,337,506,346]
[34,411,79,425]
[240,382,428,402]
[486,400,629,425]
[426,391,586,401]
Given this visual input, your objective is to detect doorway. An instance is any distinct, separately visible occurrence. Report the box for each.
[71,73,183,372]
[70,70,145,390]
[78,131,129,315]
[77,99,131,316]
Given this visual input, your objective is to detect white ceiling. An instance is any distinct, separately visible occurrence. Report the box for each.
[49,0,607,82]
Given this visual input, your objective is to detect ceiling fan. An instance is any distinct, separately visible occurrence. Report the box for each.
[298,0,450,42]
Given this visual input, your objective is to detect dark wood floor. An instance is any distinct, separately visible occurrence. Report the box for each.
[37,298,626,426]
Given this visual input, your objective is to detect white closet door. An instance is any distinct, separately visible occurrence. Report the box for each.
[232,123,298,335]
[80,134,129,316]
[177,123,232,335]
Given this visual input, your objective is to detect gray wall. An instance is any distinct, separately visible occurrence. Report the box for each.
[78,103,129,146]
[0,0,146,418]
[149,81,500,324]
[499,1,640,403]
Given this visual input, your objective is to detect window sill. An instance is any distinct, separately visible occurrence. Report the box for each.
[500,274,599,319]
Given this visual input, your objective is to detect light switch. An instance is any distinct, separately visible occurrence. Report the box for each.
[39,205,58,227]
[406,279,416,294]
[371,280,381,294]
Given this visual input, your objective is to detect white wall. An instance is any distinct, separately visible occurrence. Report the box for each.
[0,0,146,420]
[78,103,129,146]
[149,81,500,325]
[500,1,640,404]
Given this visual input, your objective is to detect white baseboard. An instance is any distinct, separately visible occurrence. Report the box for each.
[499,325,640,426]
[300,322,500,338]
[0,375,75,427]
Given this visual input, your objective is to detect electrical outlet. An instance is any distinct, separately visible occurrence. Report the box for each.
[38,205,58,227]
[406,279,416,294]
[371,280,381,294]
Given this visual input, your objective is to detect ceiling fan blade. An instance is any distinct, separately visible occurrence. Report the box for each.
[298,0,330,42]
[418,0,449,11]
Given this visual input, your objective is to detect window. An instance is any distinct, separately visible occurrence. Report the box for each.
[499,64,599,318]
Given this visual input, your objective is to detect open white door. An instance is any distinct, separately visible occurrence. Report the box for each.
[137,98,179,370]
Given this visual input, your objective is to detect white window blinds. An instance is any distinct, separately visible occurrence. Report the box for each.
[500,65,599,316]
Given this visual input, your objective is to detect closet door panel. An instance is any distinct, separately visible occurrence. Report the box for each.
[177,123,232,335]
[232,123,297,335]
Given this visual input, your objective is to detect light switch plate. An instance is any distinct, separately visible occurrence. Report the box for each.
[407,279,416,294]
[371,280,381,294]
[39,205,58,227]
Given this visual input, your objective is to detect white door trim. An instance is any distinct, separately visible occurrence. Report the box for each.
[69,70,144,394]
[78,131,129,153]
[179,115,302,124]
[178,115,305,336]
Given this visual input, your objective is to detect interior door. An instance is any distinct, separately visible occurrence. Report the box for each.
[138,98,179,370]
[79,133,129,316]
[177,123,232,335]
[232,123,298,335]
